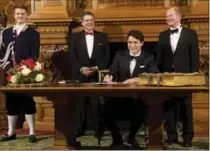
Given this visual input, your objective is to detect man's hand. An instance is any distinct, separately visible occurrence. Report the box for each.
[81,67,92,76]
[81,67,97,76]
[103,75,113,83]
[123,77,139,84]
[89,66,98,71]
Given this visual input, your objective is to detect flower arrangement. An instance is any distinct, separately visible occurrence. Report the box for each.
[6,58,46,84]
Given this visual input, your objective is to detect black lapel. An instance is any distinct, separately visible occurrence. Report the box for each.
[125,51,132,77]
[8,28,14,43]
[166,29,173,53]
[174,27,186,54]
[91,30,98,60]
[132,51,144,76]
[81,30,90,59]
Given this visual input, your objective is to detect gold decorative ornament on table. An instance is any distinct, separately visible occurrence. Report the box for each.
[138,73,207,86]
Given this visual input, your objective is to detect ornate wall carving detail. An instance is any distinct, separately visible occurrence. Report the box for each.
[93,18,208,26]
[170,0,188,6]
[199,42,209,79]
[76,0,165,9]
[199,42,209,55]
[0,0,31,24]
[46,0,62,5]
[76,0,92,9]
[192,23,209,32]
[97,0,164,8]
[39,27,68,39]
[38,45,67,83]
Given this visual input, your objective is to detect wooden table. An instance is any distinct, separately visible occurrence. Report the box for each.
[0,83,208,149]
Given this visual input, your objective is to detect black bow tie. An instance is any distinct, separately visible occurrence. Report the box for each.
[130,55,139,60]
[170,28,178,34]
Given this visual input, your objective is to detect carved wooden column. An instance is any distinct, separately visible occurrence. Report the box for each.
[22,0,72,131]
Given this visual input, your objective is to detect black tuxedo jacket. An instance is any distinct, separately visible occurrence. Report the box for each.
[69,30,110,82]
[109,50,159,82]
[156,27,199,73]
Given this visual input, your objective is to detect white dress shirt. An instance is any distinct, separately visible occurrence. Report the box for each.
[129,51,141,76]
[170,24,182,53]
[85,34,94,58]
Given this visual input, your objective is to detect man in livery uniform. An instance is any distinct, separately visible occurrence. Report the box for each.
[0,4,40,143]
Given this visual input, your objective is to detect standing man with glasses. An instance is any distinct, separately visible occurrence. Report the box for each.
[156,7,199,147]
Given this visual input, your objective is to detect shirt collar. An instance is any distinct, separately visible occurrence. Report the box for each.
[170,24,182,31]
[13,24,28,31]
[130,51,141,57]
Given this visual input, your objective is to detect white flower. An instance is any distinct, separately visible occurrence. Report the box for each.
[10,75,18,84]
[35,74,44,82]
[21,67,31,76]
[21,65,27,69]
[34,62,42,71]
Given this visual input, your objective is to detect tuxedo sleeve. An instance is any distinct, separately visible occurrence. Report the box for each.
[29,30,40,61]
[190,31,199,72]
[109,53,119,82]
[156,33,164,72]
[69,33,82,74]
[97,34,110,69]
[147,55,159,73]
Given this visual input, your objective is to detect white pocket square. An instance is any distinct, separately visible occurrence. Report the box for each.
[140,65,145,68]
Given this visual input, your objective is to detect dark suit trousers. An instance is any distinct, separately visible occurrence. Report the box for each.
[75,96,100,133]
[104,97,148,141]
[164,95,194,142]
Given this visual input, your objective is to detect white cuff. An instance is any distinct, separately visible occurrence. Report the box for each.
[80,67,83,73]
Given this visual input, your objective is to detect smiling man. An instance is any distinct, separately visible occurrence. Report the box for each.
[69,11,110,139]
[103,30,159,148]
[0,4,40,143]
[156,7,199,147]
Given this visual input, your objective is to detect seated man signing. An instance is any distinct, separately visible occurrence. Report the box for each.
[103,30,159,148]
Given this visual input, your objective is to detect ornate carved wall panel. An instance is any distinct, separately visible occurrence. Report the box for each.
[0,0,31,24]
[30,0,69,19]
[75,0,190,9]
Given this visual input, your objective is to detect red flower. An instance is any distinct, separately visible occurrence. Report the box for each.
[14,64,20,69]
[19,68,24,71]
[21,60,26,65]
[21,58,35,70]
[6,75,11,81]
[28,63,35,70]
[25,58,34,64]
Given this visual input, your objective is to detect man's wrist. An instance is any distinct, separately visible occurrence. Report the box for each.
[94,66,98,70]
